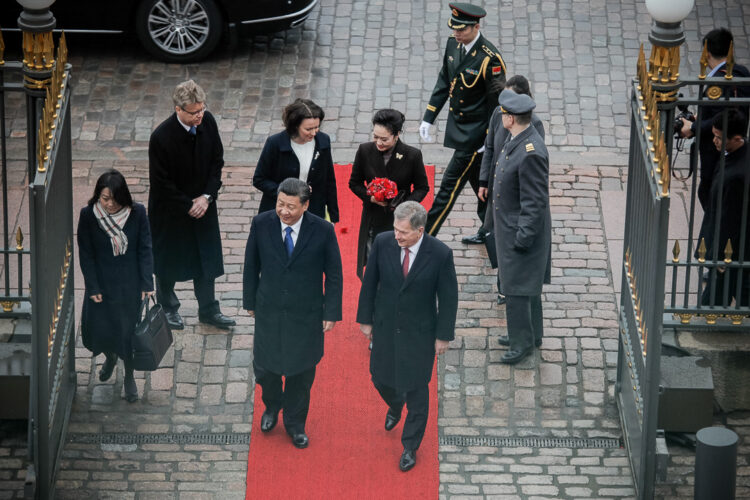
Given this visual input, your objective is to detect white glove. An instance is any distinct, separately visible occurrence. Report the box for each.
[419,121,434,142]
[476,146,486,154]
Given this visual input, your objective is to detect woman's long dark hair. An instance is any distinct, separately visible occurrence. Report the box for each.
[88,169,134,207]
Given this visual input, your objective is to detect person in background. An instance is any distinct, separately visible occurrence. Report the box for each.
[148,79,235,331]
[478,74,545,308]
[349,108,429,280]
[419,2,506,242]
[489,90,551,365]
[78,169,154,403]
[253,98,339,223]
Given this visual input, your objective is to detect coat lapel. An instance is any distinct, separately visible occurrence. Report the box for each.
[502,125,534,157]
[402,235,432,289]
[267,213,289,264]
[452,34,484,76]
[384,139,405,176]
[386,237,404,282]
[288,212,313,265]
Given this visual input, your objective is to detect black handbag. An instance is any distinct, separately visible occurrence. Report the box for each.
[131,296,173,371]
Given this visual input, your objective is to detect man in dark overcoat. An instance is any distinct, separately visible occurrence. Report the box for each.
[492,90,551,365]
[148,79,235,330]
[356,201,458,472]
[701,109,750,307]
[419,2,506,242]
[243,178,343,449]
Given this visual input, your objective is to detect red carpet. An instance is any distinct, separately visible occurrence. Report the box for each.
[245,164,437,499]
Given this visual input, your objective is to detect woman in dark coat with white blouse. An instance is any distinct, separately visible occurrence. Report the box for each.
[253,99,339,222]
[349,109,429,279]
[78,170,154,403]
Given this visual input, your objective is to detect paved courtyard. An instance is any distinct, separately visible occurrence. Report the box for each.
[2,0,750,498]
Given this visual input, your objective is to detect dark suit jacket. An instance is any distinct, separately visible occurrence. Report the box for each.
[348,139,429,278]
[692,63,750,207]
[356,232,458,392]
[493,125,551,296]
[148,112,224,281]
[78,203,154,358]
[243,210,343,376]
[253,130,340,222]
[703,141,750,261]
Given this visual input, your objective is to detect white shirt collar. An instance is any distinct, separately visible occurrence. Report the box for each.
[708,60,726,78]
[463,31,481,54]
[403,233,424,256]
[176,113,192,132]
[281,215,304,236]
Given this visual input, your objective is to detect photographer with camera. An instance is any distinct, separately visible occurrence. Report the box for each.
[678,28,750,209]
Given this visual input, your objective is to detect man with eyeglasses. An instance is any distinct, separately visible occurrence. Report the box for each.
[420,2,506,243]
[148,79,235,331]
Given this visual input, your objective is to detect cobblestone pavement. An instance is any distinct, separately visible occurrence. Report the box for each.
[2,0,750,498]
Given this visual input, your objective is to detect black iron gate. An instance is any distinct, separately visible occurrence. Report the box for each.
[0,26,75,498]
[616,45,672,499]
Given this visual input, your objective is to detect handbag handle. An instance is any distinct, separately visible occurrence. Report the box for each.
[137,295,157,321]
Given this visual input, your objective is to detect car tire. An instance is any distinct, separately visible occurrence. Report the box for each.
[135,0,223,63]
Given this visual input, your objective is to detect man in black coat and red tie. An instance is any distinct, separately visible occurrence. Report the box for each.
[356,201,458,472]
[243,178,343,449]
[148,79,235,330]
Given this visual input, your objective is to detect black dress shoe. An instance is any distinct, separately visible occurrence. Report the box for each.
[260,410,278,432]
[461,232,486,244]
[199,312,236,329]
[498,336,542,348]
[500,347,533,364]
[165,311,184,330]
[290,432,309,449]
[399,449,417,471]
[497,293,506,305]
[99,353,117,382]
[385,408,402,431]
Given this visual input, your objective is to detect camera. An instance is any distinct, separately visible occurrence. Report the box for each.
[673,97,695,136]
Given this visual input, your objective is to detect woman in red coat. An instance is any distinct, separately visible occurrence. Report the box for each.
[348,109,430,279]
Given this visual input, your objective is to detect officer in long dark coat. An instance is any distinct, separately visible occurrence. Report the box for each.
[419,2,506,242]
[243,178,343,449]
[356,201,458,472]
[492,90,551,365]
[148,80,235,331]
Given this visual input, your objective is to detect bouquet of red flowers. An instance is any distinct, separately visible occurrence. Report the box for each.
[366,177,398,203]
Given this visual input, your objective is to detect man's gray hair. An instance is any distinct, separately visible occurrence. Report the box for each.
[394,201,427,230]
[277,178,311,204]
[172,79,206,108]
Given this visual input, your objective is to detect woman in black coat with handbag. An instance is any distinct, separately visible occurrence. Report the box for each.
[253,98,339,222]
[349,109,430,279]
[78,170,154,403]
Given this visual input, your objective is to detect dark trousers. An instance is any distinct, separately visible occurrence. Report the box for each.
[426,149,486,236]
[155,275,219,317]
[505,294,543,351]
[373,381,429,451]
[254,362,317,435]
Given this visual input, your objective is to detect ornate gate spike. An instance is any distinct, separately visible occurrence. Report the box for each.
[672,240,680,263]
[16,227,24,250]
[725,41,735,80]
[699,40,708,79]
[724,239,733,264]
[697,238,707,263]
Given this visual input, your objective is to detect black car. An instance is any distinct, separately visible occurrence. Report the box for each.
[0,0,318,63]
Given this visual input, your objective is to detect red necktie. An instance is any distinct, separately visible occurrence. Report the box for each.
[402,248,410,277]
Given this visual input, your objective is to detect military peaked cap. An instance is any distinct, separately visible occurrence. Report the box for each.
[498,89,536,114]
[448,3,486,29]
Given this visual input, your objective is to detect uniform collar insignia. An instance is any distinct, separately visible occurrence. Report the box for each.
[525,143,535,152]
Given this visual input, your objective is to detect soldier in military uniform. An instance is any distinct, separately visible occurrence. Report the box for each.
[419,2,506,242]
[491,90,551,365]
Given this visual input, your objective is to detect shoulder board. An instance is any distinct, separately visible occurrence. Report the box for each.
[525,143,535,153]
[482,45,495,57]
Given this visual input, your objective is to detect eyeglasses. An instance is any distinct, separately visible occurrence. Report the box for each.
[181,105,207,117]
